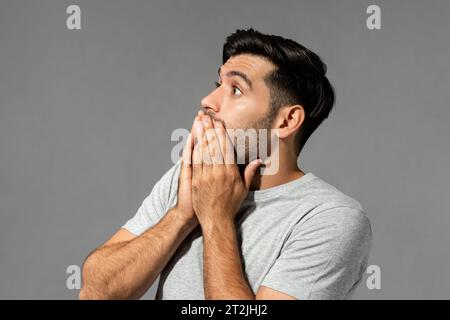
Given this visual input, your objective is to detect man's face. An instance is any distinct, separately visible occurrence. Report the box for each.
[201,53,276,130]
[200,54,278,164]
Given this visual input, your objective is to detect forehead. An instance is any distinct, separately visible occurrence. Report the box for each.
[221,54,276,81]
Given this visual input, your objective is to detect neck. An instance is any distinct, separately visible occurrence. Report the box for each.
[240,157,305,191]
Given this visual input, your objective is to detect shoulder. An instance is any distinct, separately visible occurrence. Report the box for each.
[308,205,372,248]
[294,174,372,255]
[300,174,368,223]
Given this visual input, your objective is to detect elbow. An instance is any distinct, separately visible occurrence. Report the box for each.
[79,264,107,300]
[78,252,133,300]
[79,284,113,300]
[78,287,93,300]
[79,286,101,300]
[79,284,131,300]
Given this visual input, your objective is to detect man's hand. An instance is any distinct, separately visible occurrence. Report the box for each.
[173,114,200,225]
[191,112,262,231]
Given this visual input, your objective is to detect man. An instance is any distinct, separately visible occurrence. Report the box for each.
[79,28,372,300]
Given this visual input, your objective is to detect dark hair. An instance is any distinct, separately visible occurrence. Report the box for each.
[223,28,335,155]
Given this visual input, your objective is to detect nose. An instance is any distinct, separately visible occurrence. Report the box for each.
[200,90,220,115]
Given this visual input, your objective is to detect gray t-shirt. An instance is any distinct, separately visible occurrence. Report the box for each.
[122,160,372,300]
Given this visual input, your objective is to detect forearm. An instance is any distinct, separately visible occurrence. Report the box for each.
[202,220,255,300]
[80,207,197,299]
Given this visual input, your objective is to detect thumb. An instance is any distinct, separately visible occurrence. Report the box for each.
[180,132,193,181]
[243,159,262,190]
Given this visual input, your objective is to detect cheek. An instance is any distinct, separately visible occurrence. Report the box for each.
[231,98,267,127]
[219,92,269,128]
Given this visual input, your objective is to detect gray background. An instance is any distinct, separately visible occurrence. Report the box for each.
[1,0,449,299]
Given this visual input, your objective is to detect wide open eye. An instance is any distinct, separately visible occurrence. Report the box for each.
[214,81,243,96]
[232,86,243,96]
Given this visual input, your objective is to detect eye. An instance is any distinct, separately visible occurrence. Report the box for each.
[232,86,243,96]
[214,81,243,96]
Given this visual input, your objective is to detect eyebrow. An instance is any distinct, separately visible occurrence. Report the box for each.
[217,67,253,90]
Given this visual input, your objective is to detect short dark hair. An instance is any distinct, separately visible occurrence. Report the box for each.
[223,28,335,155]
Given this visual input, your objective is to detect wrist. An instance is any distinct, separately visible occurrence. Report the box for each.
[201,218,235,238]
[169,207,199,229]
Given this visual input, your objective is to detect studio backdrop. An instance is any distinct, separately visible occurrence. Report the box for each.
[0,0,449,299]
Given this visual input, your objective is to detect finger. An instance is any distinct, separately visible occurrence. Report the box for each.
[196,111,213,167]
[180,132,193,180]
[181,117,196,166]
[203,115,223,165]
[213,119,235,166]
[212,119,227,165]
[243,159,262,190]
[180,116,198,179]
[196,116,213,167]
[193,118,203,175]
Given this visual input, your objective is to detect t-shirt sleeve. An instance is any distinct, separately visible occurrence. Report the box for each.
[121,160,181,236]
[260,206,372,300]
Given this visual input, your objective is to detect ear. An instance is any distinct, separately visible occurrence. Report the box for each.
[275,105,305,139]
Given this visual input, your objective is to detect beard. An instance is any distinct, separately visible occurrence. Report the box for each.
[205,109,277,166]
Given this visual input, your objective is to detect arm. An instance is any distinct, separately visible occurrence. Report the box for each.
[202,221,254,300]
[202,221,296,300]
[80,115,200,300]
[79,207,197,300]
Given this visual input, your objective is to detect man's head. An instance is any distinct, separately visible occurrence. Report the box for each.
[201,28,335,162]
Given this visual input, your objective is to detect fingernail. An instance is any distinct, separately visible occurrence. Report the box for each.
[203,115,210,125]
[252,159,262,165]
